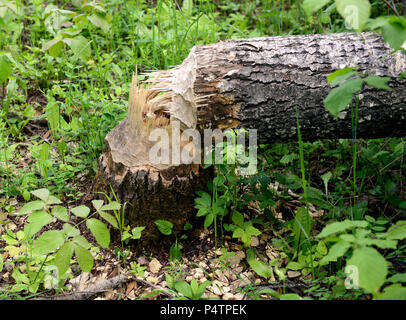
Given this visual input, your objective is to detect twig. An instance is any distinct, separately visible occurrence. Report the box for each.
[33,274,131,300]
[32,274,174,300]
[382,0,401,17]
[133,276,175,297]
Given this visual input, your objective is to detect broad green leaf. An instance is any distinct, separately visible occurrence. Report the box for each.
[166,273,174,289]
[16,231,25,241]
[42,38,64,58]
[382,16,406,51]
[204,213,214,228]
[46,195,62,205]
[33,230,65,255]
[63,223,80,238]
[2,235,18,245]
[364,75,391,90]
[54,241,74,276]
[12,268,29,284]
[74,244,93,273]
[194,191,211,208]
[387,273,406,283]
[11,284,29,293]
[131,226,145,239]
[86,218,110,248]
[246,225,261,237]
[25,210,52,237]
[20,200,45,214]
[320,241,352,265]
[316,241,328,255]
[286,261,303,271]
[347,247,387,294]
[174,281,193,299]
[52,206,69,222]
[92,200,104,211]
[31,188,50,202]
[196,280,211,299]
[232,211,244,228]
[302,0,332,16]
[71,35,91,62]
[232,228,244,239]
[360,238,397,249]
[324,77,363,119]
[81,2,106,13]
[316,219,368,238]
[97,211,118,228]
[0,54,12,82]
[335,0,371,32]
[247,249,272,279]
[366,16,389,30]
[384,221,406,240]
[71,205,90,218]
[155,220,173,235]
[327,68,358,86]
[376,284,406,300]
[87,13,110,33]
[100,201,121,211]
[72,235,91,249]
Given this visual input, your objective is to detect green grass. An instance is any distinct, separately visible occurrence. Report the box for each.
[0,0,405,301]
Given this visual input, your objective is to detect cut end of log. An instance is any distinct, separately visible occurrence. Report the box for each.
[129,48,224,136]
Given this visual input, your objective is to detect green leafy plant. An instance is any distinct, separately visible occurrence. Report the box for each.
[317,219,406,299]
[229,211,261,247]
[1,188,116,293]
[155,219,174,236]
[166,277,212,300]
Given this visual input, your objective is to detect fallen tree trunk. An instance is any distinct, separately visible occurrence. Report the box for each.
[97,32,406,252]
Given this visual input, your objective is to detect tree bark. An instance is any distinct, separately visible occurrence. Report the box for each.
[97,32,406,252]
[170,32,406,142]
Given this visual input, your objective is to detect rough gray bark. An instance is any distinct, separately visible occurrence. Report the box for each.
[187,32,406,142]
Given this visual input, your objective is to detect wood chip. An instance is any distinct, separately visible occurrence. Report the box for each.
[223,292,236,300]
[227,251,245,267]
[137,255,149,266]
[250,236,259,247]
[146,276,159,284]
[149,258,162,274]
[287,270,301,278]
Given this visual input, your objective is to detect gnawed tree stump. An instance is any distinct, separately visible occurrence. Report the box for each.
[97,32,406,252]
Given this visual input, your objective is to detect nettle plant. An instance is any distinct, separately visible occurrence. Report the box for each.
[1,188,127,293]
[317,218,406,299]
[194,128,259,248]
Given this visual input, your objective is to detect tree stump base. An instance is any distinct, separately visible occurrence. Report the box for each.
[96,121,213,253]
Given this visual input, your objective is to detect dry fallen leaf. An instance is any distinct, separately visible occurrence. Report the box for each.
[149,258,162,274]
[146,276,159,284]
[287,270,301,278]
[137,255,149,266]
[223,292,235,300]
[250,236,259,247]
[226,251,245,267]
[126,280,138,295]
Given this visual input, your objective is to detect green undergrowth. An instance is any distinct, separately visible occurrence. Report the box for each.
[1,0,406,300]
